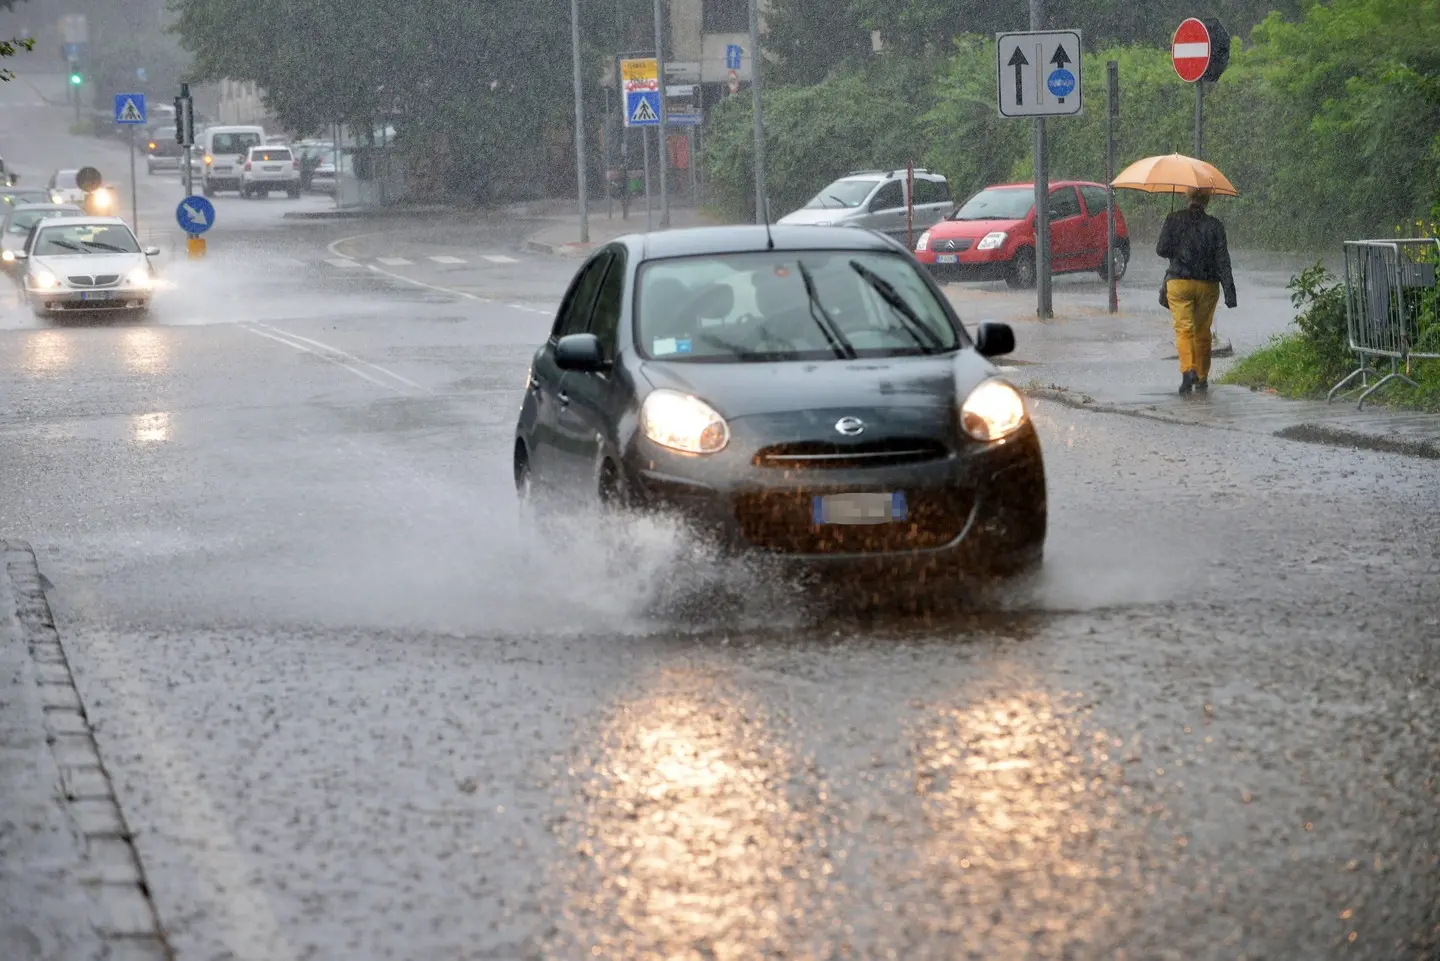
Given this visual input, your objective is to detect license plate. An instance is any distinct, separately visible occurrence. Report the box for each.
[812,492,907,526]
[936,254,959,264]
[79,291,114,302]
[265,165,281,172]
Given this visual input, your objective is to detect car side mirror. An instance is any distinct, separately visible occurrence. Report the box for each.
[13,251,28,261]
[555,332,609,372]
[7,174,16,185]
[975,321,1015,358]
[143,246,160,256]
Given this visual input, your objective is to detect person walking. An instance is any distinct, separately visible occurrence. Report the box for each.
[1157,186,1237,395]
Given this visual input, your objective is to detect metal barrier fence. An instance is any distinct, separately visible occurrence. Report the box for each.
[1328,238,1440,409]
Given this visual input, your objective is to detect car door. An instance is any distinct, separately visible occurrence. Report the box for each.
[554,245,628,499]
[861,180,907,238]
[1046,186,1086,273]
[525,250,612,493]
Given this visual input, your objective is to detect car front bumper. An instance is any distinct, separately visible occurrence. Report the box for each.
[28,287,150,311]
[622,423,1046,578]
[914,247,1015,282]
[147,154,182,167]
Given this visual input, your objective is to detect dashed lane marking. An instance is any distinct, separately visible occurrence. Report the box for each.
[428,255,466,264]
[376,257,414,266]
[241,322,431,395]
[482,254,519,264]
[325,257,362,269]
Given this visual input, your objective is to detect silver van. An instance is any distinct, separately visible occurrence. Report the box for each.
[776,169,955,244]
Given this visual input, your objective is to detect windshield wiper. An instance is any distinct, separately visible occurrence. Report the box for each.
[45,240,82,251]
[795,261,857,360]
[849,260,945,354]
[828,194,851,208]
[80,241,130,252]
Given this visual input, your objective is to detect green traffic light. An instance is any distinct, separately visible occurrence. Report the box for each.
[69,72,82,85]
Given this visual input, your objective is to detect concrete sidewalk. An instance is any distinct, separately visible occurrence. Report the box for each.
[524,206,725,256]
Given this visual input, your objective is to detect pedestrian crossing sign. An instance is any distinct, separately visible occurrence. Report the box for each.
[624,90,660,128]
[113,92,147,125]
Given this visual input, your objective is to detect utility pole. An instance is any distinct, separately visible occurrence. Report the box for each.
[1106,60,1119,314]
[570,0,589,243]
[1031,0,1052,319]
[653,0,669,228]
[747,0,766,224]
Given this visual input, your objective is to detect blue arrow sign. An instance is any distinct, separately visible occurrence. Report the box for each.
[1046,68,1076,101]
[114,92,147,125]
[624,89,660,128]
[175,195,215,236]
[726,44,742,70]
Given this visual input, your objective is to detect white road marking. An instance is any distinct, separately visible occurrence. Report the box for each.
[376,257,414,266]
[429,255,466,264]
[507,304,553,316]
[482,254,519,264]
[325,257,362,268]
[241,322,430,394]
[325,232,559,313]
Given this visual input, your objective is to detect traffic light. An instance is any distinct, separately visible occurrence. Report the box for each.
[69,69,82,85]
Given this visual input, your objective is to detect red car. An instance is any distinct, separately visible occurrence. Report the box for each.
[913,180,1129,289]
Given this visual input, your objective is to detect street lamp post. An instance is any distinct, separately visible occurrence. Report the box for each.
[747,0,766,223]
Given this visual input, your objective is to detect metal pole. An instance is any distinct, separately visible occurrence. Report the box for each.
[1031,0,1051,318]
[906,161,914,250]
[653,0,669,228]
[1193,80,1204,159]
[128,126,138,231]
[570,0,589,243]
[1106,59,1118,314]
[643,127,652,231]
[747,0,766,224]
[688,126,697,199]
[618,57,629,221]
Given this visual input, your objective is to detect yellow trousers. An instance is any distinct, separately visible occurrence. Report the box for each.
[1166,278,1221,379]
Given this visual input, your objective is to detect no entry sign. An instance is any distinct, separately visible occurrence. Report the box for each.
[1172,18,1211,83]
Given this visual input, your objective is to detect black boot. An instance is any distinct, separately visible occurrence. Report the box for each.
[1179,370,1198,395]
[1195,377,1209,393]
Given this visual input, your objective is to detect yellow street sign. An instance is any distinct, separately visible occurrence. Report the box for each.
[187,236,206,259]
[620,58,658,83]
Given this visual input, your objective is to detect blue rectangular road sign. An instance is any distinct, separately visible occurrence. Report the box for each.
[726,44,742,70]
[114,92,147,125]
[624,89,660,128]
[666,112,702,126]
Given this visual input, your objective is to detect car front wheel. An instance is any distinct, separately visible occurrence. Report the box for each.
[1099,241,1130,282]
[1005,247,1037,289]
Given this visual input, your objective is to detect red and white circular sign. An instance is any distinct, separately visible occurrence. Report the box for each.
[1172,18,1211,82]
[727,69,740,94]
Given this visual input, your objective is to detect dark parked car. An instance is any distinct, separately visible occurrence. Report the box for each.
[513,226,1047,587]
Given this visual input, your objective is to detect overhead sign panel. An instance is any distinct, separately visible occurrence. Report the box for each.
[995,30,1084,118]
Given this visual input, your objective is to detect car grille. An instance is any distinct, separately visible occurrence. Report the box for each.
[753,438,949,470]
[66,274,120,287]
[933,239,973,252]
[734,488,969,554]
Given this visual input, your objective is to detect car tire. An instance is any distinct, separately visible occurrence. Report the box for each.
[1099,241,1130,282]
[287,186,300,199]
[1005,248,1037,289]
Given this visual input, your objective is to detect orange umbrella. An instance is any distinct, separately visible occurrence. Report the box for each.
[1111,153,1238,197]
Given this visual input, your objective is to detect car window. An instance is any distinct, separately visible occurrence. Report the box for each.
[54,171,79,189]
[552,252,613,340]
[952,187,1032,221]
[588,248,627,356]
[634,250,962,363]
[9,209,81,233]
[1079,186,1111,216]
[212,132,262,154]
[251,148,293,162]
[2,190,51,207]
[913,179,949,204]
[1048,187,1082,220]
[153,127,176,141]
[870,181,903,211]
[803,178,880,210]
[33,223,141,256]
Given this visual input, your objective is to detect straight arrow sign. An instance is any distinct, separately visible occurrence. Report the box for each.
[1008,46,1029,106]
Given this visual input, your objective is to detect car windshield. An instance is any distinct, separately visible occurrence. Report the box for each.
[635,250,962,363]
[213,132,262,154]
[251,148,293,162]
[952,187,1034,221]
[804,178,881,209]
[2,190,50,206]
[54,171,79,189]
[34,223,141,255]
[154,127,176,140]
[9,208,81,233]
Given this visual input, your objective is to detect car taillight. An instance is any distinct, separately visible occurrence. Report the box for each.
[293,159,299,169]
[204,154,213,165]
[243,161,252,171]
[147,141,156,150]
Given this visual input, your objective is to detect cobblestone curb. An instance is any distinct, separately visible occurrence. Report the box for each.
[3,541,172,961]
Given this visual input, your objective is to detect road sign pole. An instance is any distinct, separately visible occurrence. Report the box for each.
[1030,0,1052,319]
[570,0,589,244]
[652,0,669,228]
[643,128,652,231]
[1106,59,1119,315]
[618,57,629,221]
[906,162,914,250]
[748,0,767,224]
[128,126,138,232]
[1194,81,1204,160]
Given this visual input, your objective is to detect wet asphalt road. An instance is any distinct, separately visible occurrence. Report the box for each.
[4,76,1440,961]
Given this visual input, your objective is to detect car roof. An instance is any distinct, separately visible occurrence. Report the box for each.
[622,225,903,261]
[36,215,130,228]
[986,180,1107,190]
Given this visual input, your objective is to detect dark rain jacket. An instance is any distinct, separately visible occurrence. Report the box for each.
[1156,205,1237,307]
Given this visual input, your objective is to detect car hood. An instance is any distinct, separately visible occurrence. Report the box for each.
[638,350,1001,421]
[928,218,1025,239]
[1,233,26,252]
[775,207,862,226]
[31,252,146,279]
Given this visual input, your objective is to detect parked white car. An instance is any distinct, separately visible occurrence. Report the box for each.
[15,216,159,318]
[239,145,301,199]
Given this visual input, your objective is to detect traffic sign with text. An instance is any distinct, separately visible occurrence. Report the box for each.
[621,57,661,128]
[114,92,147,125]
[1172,18,1211,83]
[995,30,1084,118]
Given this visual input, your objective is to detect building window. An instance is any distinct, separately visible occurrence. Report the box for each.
[703,0,749,34]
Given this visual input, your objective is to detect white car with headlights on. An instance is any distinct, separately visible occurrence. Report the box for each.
[16,216,160,318]
[513,225,1047,595]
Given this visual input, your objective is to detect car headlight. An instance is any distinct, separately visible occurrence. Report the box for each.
[1,250,13,262]
[31,268,58,289]
[976,231,1008,251]
[640,389,729,454]
[915,230,930,251]
[126,268,152,288]
[960,379,1027,442]
[51,193,64,204]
